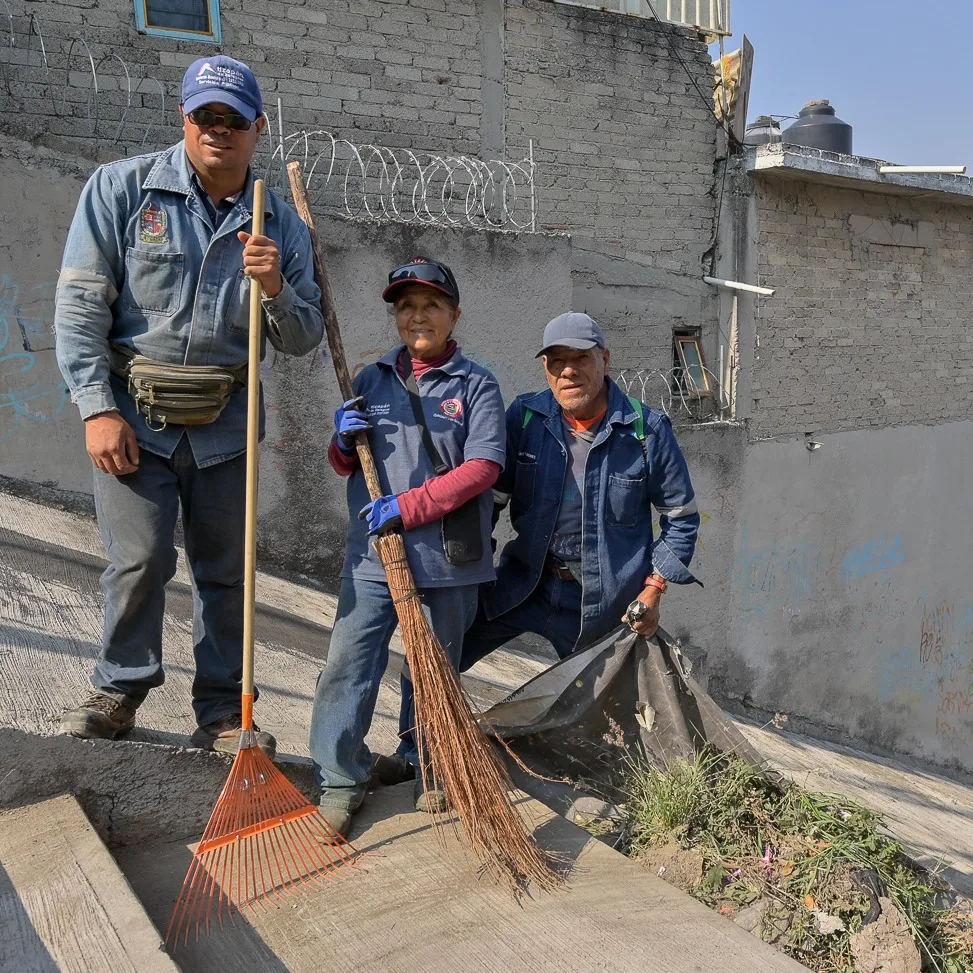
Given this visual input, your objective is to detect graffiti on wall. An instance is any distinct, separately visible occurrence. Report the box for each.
[841,534,906,582]
[0,274,69,442]
[918,597,973,750]
[732,529,909,616]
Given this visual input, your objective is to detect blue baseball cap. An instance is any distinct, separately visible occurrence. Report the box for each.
[536,312,606,357]
[181,56,263,122]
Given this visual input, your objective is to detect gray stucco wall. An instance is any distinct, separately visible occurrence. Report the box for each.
[0,141,91,490]
[709,420,973,778]
[0,137,572,582]
[258,219,571,580]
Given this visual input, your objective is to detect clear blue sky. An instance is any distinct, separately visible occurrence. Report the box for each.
[712,0,973,167]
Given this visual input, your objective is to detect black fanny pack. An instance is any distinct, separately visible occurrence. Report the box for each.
[402,356,483,565]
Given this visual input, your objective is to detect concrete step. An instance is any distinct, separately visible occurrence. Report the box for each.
[0,794,177,973]
[117,781,807,973]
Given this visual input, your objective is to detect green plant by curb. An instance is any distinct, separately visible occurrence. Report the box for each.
[607,748,972,973]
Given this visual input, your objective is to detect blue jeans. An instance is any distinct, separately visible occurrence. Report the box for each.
[91,434,247,726]
[309,576,478,807]
[396,572,582,757]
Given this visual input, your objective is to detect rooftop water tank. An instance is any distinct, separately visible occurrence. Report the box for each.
[744,115,781,146]
[782,100,853,154]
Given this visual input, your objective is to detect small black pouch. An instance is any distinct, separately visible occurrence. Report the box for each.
[402,357,483,565]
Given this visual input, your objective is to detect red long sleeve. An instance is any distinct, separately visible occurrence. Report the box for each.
[398,459,500,530]
[328,436,359,476]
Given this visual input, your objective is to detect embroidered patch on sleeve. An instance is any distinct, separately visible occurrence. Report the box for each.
[139,203,169,244]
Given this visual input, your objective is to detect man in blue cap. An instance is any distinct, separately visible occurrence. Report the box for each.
[54,56,324,757]
[376,311,701,785]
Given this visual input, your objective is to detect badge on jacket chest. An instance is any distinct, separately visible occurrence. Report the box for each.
[139,203,168,244]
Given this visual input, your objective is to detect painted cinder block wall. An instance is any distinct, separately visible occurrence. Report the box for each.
[697,166,973,778]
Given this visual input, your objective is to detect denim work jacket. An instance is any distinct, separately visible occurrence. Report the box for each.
[483,379,700,650]
[54,142,324,467]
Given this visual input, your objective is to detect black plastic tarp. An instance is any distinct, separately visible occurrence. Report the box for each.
[479,625,764,795]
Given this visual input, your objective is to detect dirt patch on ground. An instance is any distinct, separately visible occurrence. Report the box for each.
[635,839,705,892]
[849,898,922,973]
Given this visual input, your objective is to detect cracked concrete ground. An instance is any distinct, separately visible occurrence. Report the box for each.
[1,488,971,902]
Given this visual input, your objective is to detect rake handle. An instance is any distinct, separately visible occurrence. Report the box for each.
[286,161,384,502]
[242,179,266,712]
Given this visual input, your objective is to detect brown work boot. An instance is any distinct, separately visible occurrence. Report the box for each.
[317,803,355,838]
[190,715,277,760]
[60,692,139,740]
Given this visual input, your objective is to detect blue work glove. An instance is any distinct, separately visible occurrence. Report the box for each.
[359,495,402,535]
[334,396,371,454]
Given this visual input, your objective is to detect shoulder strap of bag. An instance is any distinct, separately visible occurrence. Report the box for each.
[627,395,645,442]
[401,353,449,476]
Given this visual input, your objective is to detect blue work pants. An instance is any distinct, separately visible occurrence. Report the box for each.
[310,576,478,808]
[91,434,247,726]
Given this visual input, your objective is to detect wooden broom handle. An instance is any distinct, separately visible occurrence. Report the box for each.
[242,178,266,706]
[286,161,384,502]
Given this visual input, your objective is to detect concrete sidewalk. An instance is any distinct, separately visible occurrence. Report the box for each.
[118,783,806,973]
[0,794,176,973]
[1,488,971,903]
[0,492,815,973]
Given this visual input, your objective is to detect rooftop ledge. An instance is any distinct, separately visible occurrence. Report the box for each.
[747,143,973,206]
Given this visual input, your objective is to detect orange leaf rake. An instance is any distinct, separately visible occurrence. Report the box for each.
[166,179,359,947]
[166,697,360,947]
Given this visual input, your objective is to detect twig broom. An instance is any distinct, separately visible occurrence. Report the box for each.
[288,161,559,894]
[166,179,358,948]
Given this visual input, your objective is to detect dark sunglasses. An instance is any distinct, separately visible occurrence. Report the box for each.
[388,262,453,289]
[186,108,253,132]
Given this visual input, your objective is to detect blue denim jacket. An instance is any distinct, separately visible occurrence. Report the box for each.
[54,142,324,467]
[483,379,700,649]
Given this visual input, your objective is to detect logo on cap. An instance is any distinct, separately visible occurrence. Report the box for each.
[195,61,245,91]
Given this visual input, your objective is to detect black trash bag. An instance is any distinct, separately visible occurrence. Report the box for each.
[478,625,764,795]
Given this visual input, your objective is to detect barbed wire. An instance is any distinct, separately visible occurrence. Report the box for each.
[616,365,729,422]
[263,130,536,231]
[0,4,536,232]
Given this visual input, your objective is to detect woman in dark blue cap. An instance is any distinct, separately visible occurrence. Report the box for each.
[308,256,506,835]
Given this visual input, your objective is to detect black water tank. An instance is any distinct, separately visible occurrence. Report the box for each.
[782,100,853,154]
[744,115,782,146]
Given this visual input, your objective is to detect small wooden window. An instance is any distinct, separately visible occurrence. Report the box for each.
[674,335,711,396]
[135,0,221,43]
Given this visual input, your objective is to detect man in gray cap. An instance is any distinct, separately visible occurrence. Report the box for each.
[54,55,324,757]
[458,309,700,663]
[377,311,700,784]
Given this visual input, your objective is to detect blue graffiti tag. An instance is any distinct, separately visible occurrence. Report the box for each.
[841,535,907,582]
[731,528,824,615]
[0,274,70,442]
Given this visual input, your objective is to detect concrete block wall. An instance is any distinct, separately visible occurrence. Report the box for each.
[748,178,973,439]
[504,0,719,373]
[0,0,721,373]
[505,0,716,261]
[2,0,485,158]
